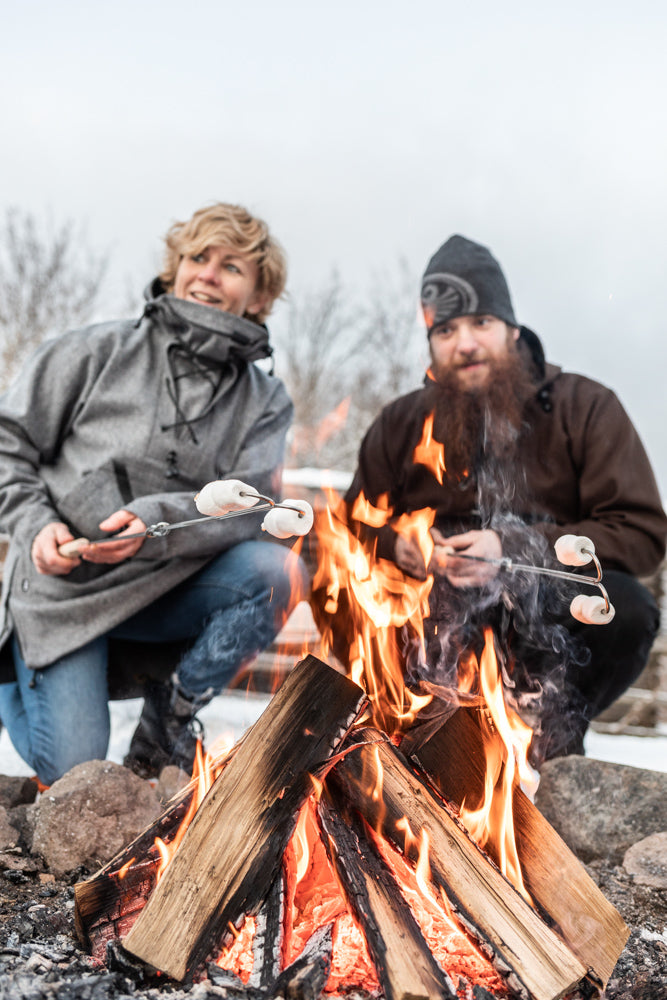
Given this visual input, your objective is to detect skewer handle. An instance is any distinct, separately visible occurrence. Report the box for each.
[58,538,90,558]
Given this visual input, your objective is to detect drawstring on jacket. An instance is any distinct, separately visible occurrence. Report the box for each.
[137,288,276,445]
[162,336,230,444]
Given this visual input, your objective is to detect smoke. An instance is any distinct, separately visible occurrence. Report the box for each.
[404,403,593,764]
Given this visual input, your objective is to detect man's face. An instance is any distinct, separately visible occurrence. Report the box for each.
[173,245,265,317]
[428,314,519,390]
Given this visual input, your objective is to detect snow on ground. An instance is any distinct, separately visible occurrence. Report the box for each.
[0,689,666,778]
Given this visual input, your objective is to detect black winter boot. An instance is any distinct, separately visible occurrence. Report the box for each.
[123,675,211,779]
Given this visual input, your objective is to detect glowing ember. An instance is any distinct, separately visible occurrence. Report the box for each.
[215,916,256,982]
[283,797,378,994]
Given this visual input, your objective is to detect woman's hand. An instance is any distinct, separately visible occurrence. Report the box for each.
[31,522,83,575]
[79,509,147,563]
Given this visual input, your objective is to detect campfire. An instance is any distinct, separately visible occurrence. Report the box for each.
[74,461,629,1000]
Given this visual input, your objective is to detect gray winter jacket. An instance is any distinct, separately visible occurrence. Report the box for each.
[0,286,293,668]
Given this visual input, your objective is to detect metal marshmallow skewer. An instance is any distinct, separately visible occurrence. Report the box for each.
[57,480,314,558]
[441,533,615,625]
[58,483,613,626]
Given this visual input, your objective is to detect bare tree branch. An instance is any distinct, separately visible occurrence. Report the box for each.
[275,262,427,471]
[0,208,108,391]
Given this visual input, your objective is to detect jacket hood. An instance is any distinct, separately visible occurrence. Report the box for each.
[142,278,273,367]
[517,325,562,411]
[517,325,546,379]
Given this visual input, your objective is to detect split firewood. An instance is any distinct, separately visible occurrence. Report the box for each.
[75,733,248,952]
[403,706,630,989]
[329,730,592,1000]
[318,786,457,1000]
[121,655,367,981]
[74,784,195,950]
[248,873,284,990]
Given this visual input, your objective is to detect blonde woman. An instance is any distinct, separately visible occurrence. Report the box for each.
[0,203,305,783]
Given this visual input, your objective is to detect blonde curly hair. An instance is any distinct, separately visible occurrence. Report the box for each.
[160,203,287,324]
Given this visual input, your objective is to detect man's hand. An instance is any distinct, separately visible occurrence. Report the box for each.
[394,534,428,580]
[31,522,83,576]
[79,509,147,563]
[429,527,502,588]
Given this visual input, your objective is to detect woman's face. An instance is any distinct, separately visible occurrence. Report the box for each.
[172,245,265,317]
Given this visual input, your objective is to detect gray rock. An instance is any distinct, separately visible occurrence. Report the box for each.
[155,764,190,804]
[535,755,667,862]
[7,802,35,851]
[0,775,38,809]
[30,760,161,876]
[0,805,19,850]
[623,831,667,889]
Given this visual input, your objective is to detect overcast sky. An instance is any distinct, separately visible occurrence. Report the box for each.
[2,0,666,495]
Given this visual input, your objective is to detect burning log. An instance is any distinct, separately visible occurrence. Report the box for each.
[247,870,285,989]
[328,729,593,1000]
[74,782,195,951]
[75,656,630,999]
[402,706,630,990]
[318,785,458,1000]
[119,655,366,981]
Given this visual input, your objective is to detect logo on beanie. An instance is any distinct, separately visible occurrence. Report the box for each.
[421,273,479,330]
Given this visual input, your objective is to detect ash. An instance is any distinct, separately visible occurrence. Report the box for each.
[0,856,378,1000]
[1,743,667,1000]
[0,841,665,999]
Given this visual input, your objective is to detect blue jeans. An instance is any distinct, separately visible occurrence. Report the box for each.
[0,541,306,784]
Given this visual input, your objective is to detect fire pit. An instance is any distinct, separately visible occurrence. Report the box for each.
[73,654,628,1000]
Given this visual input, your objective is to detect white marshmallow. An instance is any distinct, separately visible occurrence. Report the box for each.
[570,594,615,625]
[554,534,595,567]
[194,479,260,517]
[261,499,314,539]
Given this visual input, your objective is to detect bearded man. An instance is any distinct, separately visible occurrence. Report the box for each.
[325,235,667,764]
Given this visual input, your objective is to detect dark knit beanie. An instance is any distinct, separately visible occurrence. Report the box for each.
[421,235,518,333]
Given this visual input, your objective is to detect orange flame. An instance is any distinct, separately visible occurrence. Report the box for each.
[290,397,352,462]
[283,797,379,993]
[134,404,536,992]
[117,858,135,879]
[458,629,535,902]
[370,823,508,995]
[313,488,433,734]
[315,397,351,450]
[412,411,446,483]
[310,411,535,906]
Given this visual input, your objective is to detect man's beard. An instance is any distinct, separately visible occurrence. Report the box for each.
[424,345,536,489]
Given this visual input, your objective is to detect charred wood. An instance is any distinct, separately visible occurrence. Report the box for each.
[249,872,285,990]
[404,707,630,989]
[273,923,333,1000]
[120,655,366,981]
[318,785,457,1000]
[329,729,591,1000]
